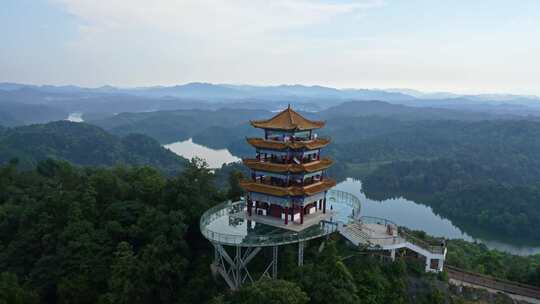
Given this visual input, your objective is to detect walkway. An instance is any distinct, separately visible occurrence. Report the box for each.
[339,216,447,272]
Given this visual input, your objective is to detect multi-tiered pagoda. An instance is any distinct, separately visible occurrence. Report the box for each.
[240,106,336,230]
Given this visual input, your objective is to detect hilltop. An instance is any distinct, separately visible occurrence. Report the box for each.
[0,121,187,173]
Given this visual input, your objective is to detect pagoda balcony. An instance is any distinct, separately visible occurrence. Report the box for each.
[243,158,333,173]
[246,137,331,151]
[251,174,325,187]
[239,178,336,197]
[253,152,322,165]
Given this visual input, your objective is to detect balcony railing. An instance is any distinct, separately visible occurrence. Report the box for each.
[200,189,360,247]
[200,200,338,247]
[357,216,445,254]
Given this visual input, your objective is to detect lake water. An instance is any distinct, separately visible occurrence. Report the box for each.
[164,138,241,169]
[335,178,540,256]
[163,139,540,255]
[66,112,84,122]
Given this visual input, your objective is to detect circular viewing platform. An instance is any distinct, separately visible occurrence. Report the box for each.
[200,189,361,247]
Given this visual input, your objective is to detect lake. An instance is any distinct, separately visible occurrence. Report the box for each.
[335,178,540,256]
[165,139,540,255]
[164,138,241,169]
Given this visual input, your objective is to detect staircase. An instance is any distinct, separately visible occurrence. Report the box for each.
[339,222,370,246]
[338,218,447,273]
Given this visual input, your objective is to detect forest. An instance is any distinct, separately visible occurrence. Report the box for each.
[2,159,537,304]
[0,121,186,174]
[3,109,540,245]
[2,103,540,302]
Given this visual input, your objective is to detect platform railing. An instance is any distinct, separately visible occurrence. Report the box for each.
[399,230,446,255]
[357,216,445,254]
[200,189,360,247]
[200,200,339,247]
[327,189,361,222]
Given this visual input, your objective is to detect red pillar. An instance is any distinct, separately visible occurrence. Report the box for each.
[284,207,288,225]
[300,207,304,224]
[248,200,252,216]
[323,198,326,214]
[291,205,294,222]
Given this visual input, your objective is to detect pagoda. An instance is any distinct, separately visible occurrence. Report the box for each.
[240,106,336,230]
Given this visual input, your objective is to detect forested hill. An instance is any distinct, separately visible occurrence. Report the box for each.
[89,108,269,144]
[319,100,500,121]
[0,102,68,127]
[0,121,187,173]
[86,100,522,145]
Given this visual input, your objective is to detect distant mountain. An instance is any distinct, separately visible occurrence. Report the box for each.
[0,111,22,127]
[0,121,187,173]
[4,82,540,103]
[385,88,460,99]
[90,108,270,144]
[319,100,500,121]
[0,82,417,102]
[139,82,245,99]
[3,82,540,123]
[0,102,68,126]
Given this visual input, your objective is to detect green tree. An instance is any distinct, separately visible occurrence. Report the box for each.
[103,242,140,304]
[227,169,244,200]
[0,272,38,304]
[227,279,309,304]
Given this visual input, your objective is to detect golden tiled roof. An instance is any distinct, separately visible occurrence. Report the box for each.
[246,137,330,150]
[239,179,336,197]
[250,106,325,131]
[243,158,333,173]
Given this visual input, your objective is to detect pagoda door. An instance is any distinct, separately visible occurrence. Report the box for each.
[269,205,283,218]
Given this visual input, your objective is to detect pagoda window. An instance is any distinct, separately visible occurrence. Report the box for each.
[302,150,319,163]
[293,131,310,141]
[266,130,295,142]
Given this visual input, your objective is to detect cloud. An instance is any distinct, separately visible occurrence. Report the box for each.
[56,0,383,37]
[46,1,540,94]
[49,0,384,86]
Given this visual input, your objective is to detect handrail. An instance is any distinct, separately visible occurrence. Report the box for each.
[200,200,337,247]
[399,230,445,254]
[356,216,445,254]
[359,216,398,230]
[200,189,361,247]
[327,189,361,222]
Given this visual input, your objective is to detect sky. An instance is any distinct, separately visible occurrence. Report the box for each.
[1,0,540,95]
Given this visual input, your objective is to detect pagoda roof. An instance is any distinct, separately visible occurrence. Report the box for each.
[250,106,325,131]
[243,158,333,174]
[246,137,330,151]
[239,179,336,197]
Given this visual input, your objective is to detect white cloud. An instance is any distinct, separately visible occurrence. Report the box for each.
[57,0,382,37]
[42,1,540,95]
[49,0,383,86]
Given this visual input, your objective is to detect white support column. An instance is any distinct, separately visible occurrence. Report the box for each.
[437,258,444,272]
[272,246,278,279]
[390,249,396,261]
[298,241,304,266]
[425,258,432,272]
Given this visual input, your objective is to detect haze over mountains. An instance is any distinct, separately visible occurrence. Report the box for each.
[2,82,540,103]
[2,82,540,128]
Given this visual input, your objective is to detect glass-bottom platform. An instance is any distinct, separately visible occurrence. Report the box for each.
[200,189,361,247]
